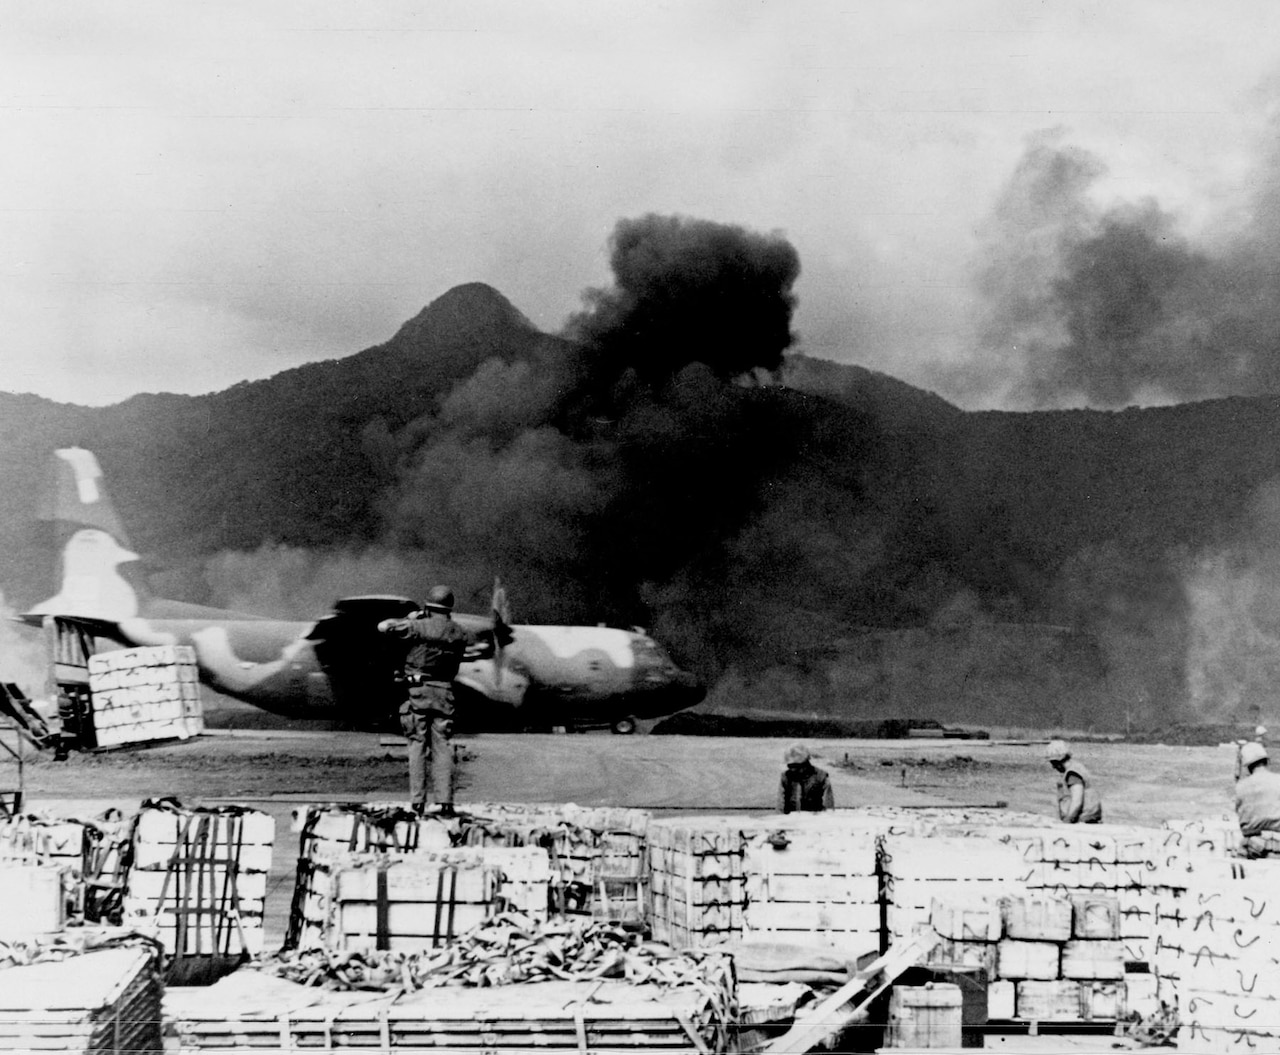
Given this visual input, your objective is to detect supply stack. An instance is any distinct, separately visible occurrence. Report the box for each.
[0,812,90,920]
[647,812,909,953]
[122,801,275,983]
[460,801,650,924]
[288,802,605,952]
[880,833,1030,945]
[86,644,203,748]
[170,914,738,1053]
[291,846,553,952]
[0,938,164,1053]
[1151,858,1280,1053]
[925,890,1131,1026]
[933,823,1192,965]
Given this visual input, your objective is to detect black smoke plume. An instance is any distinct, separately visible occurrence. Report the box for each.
[375,215,816,662]
[562,214,800,411]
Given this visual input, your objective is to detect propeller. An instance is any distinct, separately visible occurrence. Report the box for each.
[491,577,512,686]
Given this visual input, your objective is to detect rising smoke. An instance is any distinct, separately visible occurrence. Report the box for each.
[564,214,800,396]
[192,199,1280,728]
[213,214,816,676]
[383,215,806,638]
[970,128,1280,408]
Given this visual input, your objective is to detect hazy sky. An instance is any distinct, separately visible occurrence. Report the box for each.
[7,1,1280,408]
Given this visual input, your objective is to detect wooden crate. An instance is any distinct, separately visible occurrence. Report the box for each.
[88,646,202,746]
[648,813,890,951]
[881,835,1030,944]
[461,802,650,924]
[123,805,274,980]
[0,863,66,937]
[294,847,552,953]
[0,944,162,1052]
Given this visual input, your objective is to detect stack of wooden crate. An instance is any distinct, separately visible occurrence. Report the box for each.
[927,890,1130,1025]
[286,803,455,948]
[291,847,552,953]
[87,644,203,747]
[0,813,87,873]
[1151,860,1280,1053]
[1162,815,1245,858]
[0,813,88,918]
[881,834,1029,945]
[647,816,744,948]
[461,802,650,924]
[741,820,881,952]
[938,822,1220,966]
[648,814,901,952]
[122,804,274,981]
[0,809,137,925]
[291,802,455,856]
[0,942,163,1053]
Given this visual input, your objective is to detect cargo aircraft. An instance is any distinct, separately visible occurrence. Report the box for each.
[18,448,704,734]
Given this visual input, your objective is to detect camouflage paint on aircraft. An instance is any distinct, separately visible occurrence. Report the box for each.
[19,448,704,732]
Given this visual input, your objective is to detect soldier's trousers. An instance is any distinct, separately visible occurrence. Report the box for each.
[399,702,454,810]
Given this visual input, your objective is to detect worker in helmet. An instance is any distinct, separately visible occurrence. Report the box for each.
[1235,741,1280,856]
[1044,740,1102,824]
[779,743,834,813]
[377,586,492,816]
[1235,726,1270,781]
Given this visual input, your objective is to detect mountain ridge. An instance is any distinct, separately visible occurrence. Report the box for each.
[4,282,1279,729]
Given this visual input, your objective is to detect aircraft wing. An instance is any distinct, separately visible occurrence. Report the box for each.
[12,611,125,637]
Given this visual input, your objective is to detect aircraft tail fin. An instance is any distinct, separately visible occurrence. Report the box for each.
[27,448,143,621]
[38,447,132,543]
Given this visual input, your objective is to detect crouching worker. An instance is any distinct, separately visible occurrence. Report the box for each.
[779,743,834,813]
[377,585,507,816]
[1045,739,1102,824]
[1235,741,1280,857]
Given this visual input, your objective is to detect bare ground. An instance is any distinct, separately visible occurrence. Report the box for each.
[3,729,1242,955]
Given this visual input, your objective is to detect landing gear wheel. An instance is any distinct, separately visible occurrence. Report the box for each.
[611,716,637,735]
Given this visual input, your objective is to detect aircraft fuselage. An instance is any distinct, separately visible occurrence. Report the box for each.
[98,612,703,731]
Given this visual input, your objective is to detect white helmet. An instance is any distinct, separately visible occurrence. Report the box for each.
[1044,739,1070,763]
[1241,741,1269,769]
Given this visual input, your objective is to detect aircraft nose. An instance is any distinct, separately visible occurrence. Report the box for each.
[674,669,706,704]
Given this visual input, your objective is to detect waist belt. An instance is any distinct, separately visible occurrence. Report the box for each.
[405,674,452,688]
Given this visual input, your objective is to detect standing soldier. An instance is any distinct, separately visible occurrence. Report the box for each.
[1044,739,1103,824]
[779,743,834,813]
[377,586,492,816]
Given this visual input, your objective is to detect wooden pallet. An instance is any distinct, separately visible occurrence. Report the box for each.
[169,970,733,1051]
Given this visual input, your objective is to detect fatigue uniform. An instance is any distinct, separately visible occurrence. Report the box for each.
[1057,760,1103,824]
[779,762,835,813]
[378,612,480,812]
[1235,767,1280,855]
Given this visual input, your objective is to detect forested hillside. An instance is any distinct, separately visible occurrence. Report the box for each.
[5,281,1280,730]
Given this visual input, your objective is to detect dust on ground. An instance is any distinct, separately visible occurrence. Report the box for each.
[11,730,1241,828]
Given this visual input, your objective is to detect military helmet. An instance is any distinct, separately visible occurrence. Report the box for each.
[1241,741,1269,769]
[785,743,810,765]
[1044,739,1071,762]
[424,585,455,612]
